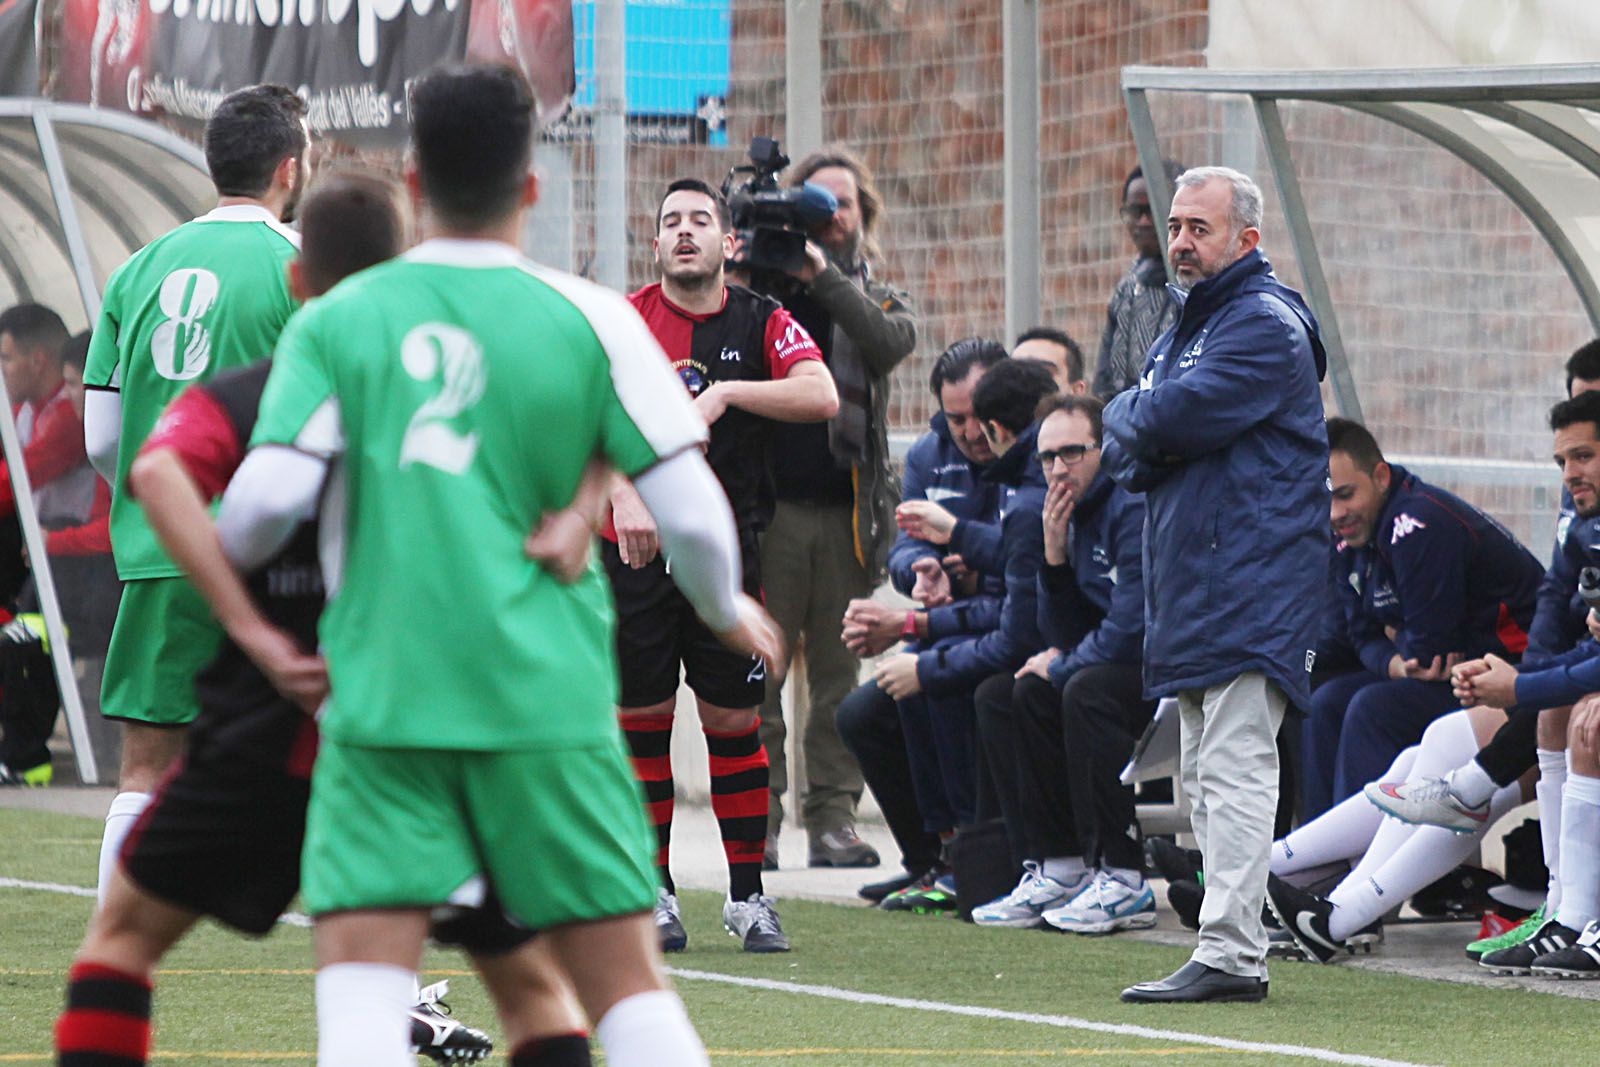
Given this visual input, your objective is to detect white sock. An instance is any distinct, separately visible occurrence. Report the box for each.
[1555,772,1600,932]
[97,792,151,906]
[1329,781,1521,940]
[1041,855,1090,886]
[595,990,709,1067]
[316,962,415,1067]
[1446,758,1496,808]
[1105,865,1145,889]
[1537,748,1567,917]
[1274,747,1416,874]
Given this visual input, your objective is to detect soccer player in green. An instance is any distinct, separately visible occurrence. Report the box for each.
[219,65,780,1066]
[82,84,310,902]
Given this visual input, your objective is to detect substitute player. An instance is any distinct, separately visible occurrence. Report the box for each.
[221,65,779,1067]
[611,178,836,954]
[83,84,309,900]
[55,173,563,1067]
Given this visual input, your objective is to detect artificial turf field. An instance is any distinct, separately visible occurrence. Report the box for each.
[1,807,1590,1066]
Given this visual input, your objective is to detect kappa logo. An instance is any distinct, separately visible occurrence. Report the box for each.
[719,346,741,362]
[1391,513,1428,544]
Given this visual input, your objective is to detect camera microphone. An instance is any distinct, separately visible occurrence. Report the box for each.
[792,182,839,226]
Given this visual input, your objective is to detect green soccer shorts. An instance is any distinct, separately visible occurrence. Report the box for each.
[101,577,224,726]
[301,734,659,929]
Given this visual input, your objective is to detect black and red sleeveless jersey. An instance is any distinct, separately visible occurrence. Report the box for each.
[139,361,321,778]
[625,283,823,532]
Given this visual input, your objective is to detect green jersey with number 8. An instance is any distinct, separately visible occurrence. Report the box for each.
[85,204,300,580]
[250,240,708,750]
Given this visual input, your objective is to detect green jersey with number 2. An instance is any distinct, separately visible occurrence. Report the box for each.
[251,240,708,751]
[85,205,299,579]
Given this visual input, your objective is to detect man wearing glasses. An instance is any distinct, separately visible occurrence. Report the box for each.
[1092,162,1183,399]
[970,393,1152,934]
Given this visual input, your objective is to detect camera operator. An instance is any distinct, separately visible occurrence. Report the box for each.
[755,146,919,868]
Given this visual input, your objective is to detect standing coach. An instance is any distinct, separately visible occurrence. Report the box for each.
[1103,166,1329,1004]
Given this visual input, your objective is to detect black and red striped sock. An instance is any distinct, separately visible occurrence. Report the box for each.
[621,713,676,894]
[705,722,769,901]
[511,1030,592,1066]
[56,961,152,1066]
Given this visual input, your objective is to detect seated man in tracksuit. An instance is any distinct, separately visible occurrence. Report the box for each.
[1304,417,1543,817]
[837,338,1005,901]
[848,357,1056,911]
[970,393,1154,934]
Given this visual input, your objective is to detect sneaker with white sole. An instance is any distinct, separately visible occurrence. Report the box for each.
[409,980,493,1063]
[655,888,688,953]
[1363,775,1490,833]
[971,861,1088,929]
[1041,870,1156,935]
[723,892,790,952]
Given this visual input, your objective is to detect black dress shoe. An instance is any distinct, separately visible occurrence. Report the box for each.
[1120,961,1267,1003]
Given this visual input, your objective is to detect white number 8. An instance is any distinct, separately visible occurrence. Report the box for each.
[399,323,487,475]
[150,268,220,381]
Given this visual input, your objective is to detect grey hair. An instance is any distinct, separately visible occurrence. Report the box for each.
[1174,166,1263,233]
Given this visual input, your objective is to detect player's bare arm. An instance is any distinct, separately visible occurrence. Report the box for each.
[525,456,609,582]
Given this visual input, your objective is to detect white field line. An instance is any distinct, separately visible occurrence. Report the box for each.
[4,877,1431,1066]
[667,967,1434,1067]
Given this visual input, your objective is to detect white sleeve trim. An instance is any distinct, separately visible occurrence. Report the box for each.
[217,445,328,571]
[632,449,742,632]
[83,389,122,483]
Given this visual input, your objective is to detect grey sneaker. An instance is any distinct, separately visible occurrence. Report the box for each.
[723,892,791,952]
[808,827,881,868]
[655,888,687,953]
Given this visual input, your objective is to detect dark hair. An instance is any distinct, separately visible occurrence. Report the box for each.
[204,85,308,198]
[1122,159,1185,202]
[658,178,729,231]
[1566,339,1600,395]
[61,331,90,374]
[1036,392,1105,445]
[1550,390,1600,436]
[0,303,69,364]
[930,337,1007,396]
[788,145,884,261]
[1326,416,1385,473]
[1015,326,1085,384]
[298,170,406,295]
[410,64,534,229]
[973,358,1058,434]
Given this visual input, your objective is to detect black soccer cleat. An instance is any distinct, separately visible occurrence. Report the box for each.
[1264,873,1343,965]
[1480,919,1581,976]
[410,980,493,1063]
[1530,920,1600,979]
[1146,837,1203,885]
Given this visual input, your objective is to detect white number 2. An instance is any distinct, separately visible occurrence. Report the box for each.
[398,323,486,475]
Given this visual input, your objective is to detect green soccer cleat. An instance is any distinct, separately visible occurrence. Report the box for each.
[1467,904,1546,962]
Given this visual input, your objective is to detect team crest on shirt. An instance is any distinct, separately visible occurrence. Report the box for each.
[675,359,708,396]
[1391,513,1427,544]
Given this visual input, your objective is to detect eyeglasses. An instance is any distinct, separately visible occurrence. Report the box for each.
[1038,444,1098,467]
[1119,204,1154,222]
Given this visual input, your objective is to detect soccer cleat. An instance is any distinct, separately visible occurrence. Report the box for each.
[654,888,688,953]
[971,861,1087,929]
[0,761,52,787]
[0,612,50,654]
[1530,920,1600,979]
[1467,904,1546,962]
[1480,919,1581,975]
[1041,870,1157,935]
[409,980,493,1063]
[1363,776,1490,833]
[858,869,920,903]
[722,893,790,952]
[879,868,957,913]
[808,827,880,868]
[1264,873,1343,964]
[1146,837,1203,885]
[1268,920,1382,960]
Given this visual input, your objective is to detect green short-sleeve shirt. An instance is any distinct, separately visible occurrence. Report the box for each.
[251,239,708,750]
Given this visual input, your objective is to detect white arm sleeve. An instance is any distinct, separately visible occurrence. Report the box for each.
[216,446,329,571]
[633,448,742,632]
[84,389,122,483]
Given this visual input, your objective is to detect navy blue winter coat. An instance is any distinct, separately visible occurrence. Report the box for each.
[1525,494,1600,667]
[916,422,1047,696]
[1333,465,1543,679]
[1102,249,1330,710]
[886,411,1000,596]
[1035,471,1146,687]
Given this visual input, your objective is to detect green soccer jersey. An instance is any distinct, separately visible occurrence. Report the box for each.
[251,239,708,750]
[86,205,299,579]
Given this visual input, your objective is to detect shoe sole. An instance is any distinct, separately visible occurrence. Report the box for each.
[1121,986,1267,1004]
[1480,961,1533,975]
[1045,911,1158,935]
[808,851,881,868]
[1264,893,1341,965]
[1529,965,1600,979]
[971,914,1050,929]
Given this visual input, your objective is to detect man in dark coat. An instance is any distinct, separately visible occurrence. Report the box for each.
[1103,166,1329,1004]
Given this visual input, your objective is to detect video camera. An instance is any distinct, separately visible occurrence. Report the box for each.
[721,136,837,276]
